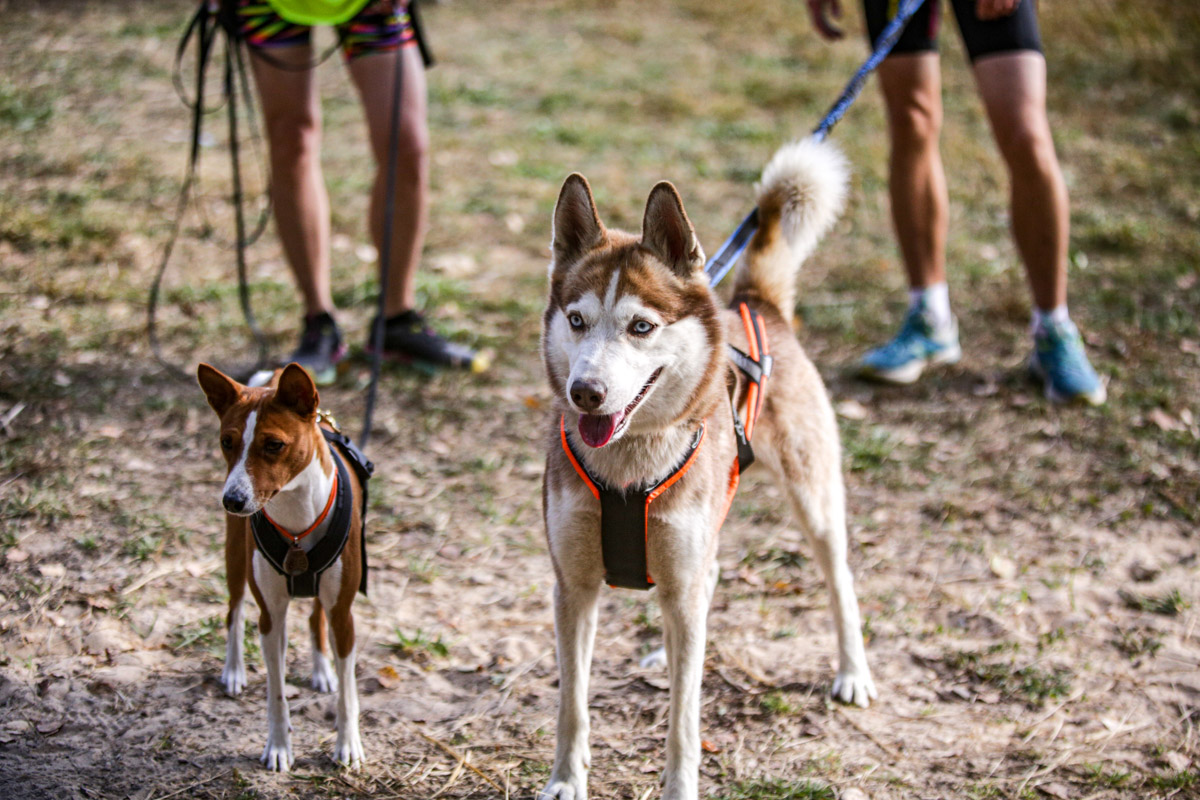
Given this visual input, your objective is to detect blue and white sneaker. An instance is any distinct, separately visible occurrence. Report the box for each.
[1029,318,1106,405]
[858,305,962,384]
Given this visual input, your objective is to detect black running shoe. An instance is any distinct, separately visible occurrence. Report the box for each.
[287,311,346,386]
[366,309,490,372]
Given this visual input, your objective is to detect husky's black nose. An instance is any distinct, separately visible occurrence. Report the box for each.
[570,379,607,412]
[222,490,247,514]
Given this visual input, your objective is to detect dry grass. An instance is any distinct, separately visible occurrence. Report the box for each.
[2,1,1199,798]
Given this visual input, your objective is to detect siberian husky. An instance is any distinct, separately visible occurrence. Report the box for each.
[538,136,876,800]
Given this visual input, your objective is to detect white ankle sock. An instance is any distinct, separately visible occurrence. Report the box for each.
[1032,305,1069,333]
[909,282,952,330]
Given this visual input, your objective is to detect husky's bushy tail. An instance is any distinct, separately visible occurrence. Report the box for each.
[732,136,849,321]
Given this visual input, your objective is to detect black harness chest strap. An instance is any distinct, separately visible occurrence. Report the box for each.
[561,417,706,591]
[251,429,374,598]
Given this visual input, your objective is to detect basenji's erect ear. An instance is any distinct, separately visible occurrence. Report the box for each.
[275,363,319,419]
[197,363,243,418]
[640,181,705,278]
[551,173,605,273]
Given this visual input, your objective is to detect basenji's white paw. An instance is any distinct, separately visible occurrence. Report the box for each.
[333,731,364,769]
[261,734,294,772]
[638,645,667,670]
[832,665,877,708]
[311,651,338,693]
[221,660,247,697]
[537,773,587,800]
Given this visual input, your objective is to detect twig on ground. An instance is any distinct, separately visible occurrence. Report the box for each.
[0,401,26,436]
[415,726,506,794]
[835,705,899,761]
[121,564,179,596]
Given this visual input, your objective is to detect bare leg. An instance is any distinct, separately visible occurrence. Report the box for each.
[541,579,600,800]
[973,52,1069,311]
[878,53,948,290]
[347,45,429,317]
[249,46,333,316]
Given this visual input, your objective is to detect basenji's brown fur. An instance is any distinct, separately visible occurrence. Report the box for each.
[198,363,365,771]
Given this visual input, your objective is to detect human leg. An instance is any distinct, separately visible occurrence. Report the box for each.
[248,45,334,317]
[347,43,428,318]
[859,53,961,383]
[247,41,345,381]
[973,52,1067,311]
[974,52,1103,404]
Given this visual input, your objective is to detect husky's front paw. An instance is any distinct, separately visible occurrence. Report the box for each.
[311,651,338,693]
[221,660,247,697]
[537,774,587,800]
[261,734,294,772]
[333,731,364,769]
[832,665,877,708]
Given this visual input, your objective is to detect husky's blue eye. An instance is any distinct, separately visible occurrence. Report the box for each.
[629,319,656,336]
[568,312,585,329]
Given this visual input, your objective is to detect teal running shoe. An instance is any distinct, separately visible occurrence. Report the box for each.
[859,305,961,384]
[1029,318,1106,405]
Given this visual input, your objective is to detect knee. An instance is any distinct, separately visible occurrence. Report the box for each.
[263,110,322,167]
[994,120,1058,175]
[392,117,429,170]
[889,96,942,151]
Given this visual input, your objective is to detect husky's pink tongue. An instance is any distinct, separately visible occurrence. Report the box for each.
[579,412,623,448]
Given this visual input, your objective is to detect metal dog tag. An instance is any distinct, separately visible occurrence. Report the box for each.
[283,544,309,576]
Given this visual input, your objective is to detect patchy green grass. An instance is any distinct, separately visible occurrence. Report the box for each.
[382,627,450,661]
[1120,588,1191,617]
[944,647,1074,706]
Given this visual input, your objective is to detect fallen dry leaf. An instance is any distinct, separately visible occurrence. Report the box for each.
[1148,407,1184,432]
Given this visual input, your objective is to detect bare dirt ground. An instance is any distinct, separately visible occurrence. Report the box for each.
[2,1,1198,798]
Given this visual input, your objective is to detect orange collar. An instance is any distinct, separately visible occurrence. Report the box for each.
[261,469,338,545]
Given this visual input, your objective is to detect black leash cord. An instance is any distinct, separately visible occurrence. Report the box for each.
[358,43,406,450]
[150,3,271,381]
[225,35,271,373]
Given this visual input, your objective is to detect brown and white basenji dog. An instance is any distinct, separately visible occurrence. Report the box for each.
[539,136,875,800]
[198,362,367,771]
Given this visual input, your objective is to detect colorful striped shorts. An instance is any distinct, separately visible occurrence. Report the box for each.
[237,0,415,61]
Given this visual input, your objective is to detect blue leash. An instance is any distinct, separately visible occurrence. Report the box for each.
[704,0,927,289]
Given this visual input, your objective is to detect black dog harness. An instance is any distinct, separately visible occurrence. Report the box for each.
[251,426,374,598]
[562,302,772,590]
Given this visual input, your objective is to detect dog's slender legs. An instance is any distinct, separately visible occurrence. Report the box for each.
[639,561,717,670]
[785,469,876,707]
[542,579,600,800]
[309,599,338,693]
[328,609,363,768]
[659,579,710,800]
[222,515,248,696]
[257,564,294,771]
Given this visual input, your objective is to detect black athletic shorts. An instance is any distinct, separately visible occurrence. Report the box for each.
[863,0,1042,62]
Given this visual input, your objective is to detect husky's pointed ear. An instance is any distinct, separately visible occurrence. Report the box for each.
[275,363,319,419]
[640,182,705,278]
[197,363,243,418]
[552,173,605,271]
